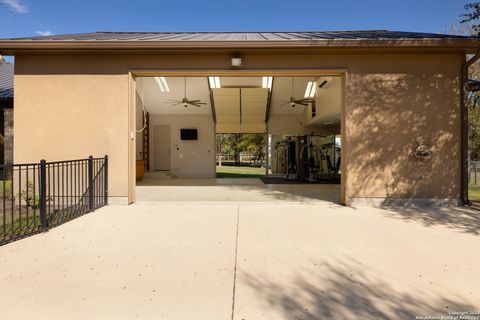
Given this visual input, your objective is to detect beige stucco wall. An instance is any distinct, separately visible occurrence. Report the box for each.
[13,52,463,203]
[14,73,129,200]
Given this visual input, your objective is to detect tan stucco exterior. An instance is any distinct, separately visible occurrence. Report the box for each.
[12,51,464,204]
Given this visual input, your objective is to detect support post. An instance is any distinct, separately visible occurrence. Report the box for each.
[104,155,108,205]
[39,159,48,230]
[88,156,93,211]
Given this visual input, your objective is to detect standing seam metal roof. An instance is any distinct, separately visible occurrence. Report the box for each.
[0,62,13,99]
[1,30,473,42]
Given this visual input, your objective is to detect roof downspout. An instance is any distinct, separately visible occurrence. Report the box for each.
[462,49,480,206]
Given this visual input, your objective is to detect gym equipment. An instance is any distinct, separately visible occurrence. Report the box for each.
[269,134,340,183]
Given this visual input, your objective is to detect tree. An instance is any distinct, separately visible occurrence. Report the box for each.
[216,134,242,165]
[238,134,266,166]
[459,10,480,159]
[462,2,480,34]
[216,133,266,166]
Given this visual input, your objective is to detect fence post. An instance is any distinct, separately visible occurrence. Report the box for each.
[39,159,48,230]
[474,162,477,184]
[104,155,108,205]
[88,156,93,211]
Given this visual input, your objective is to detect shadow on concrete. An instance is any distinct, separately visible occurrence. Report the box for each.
[240,259,476,319]
[136,178,341,203]
[379,205,480,235]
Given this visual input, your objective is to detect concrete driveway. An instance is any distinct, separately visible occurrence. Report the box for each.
[0,203,479,319]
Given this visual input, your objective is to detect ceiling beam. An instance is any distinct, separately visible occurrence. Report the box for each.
[207,79,217,123]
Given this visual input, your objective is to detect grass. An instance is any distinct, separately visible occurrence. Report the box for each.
[469,183,480,201]
[0,180,13,199]
[1,214,42,240]
[216,165,265,178]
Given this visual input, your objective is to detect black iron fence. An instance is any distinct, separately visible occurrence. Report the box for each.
[0,155,108,245]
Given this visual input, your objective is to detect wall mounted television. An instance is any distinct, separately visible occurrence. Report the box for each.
[180,128,198,140]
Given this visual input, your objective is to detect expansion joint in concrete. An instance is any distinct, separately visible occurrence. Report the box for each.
[230,205,240,320]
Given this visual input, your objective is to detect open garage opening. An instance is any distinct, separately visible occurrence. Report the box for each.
[133,74,344,204]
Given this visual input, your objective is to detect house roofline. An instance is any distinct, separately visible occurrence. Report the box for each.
[1,38,480,54]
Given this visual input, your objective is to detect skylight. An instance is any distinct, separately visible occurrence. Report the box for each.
[304,81,317,99]
[209,76,221,89]
[262,76,273,89]
[154,77,170,93]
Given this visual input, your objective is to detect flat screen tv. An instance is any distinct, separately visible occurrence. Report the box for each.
[180,129,198,140]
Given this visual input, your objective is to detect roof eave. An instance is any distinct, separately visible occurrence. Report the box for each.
[1,38,479,54]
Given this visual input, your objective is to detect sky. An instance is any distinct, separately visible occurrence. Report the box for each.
[0,0,475,62]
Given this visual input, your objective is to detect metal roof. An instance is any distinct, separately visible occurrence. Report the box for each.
[1,30,472,42]
[0,62,13,99]
[1,30,478,54]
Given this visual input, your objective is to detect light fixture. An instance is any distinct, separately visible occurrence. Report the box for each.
[304,81,317,99]
[208,76,221,89]
[318,76,332,89]
[262,76,273,89]
[231,57,242,67]
[154,76,170,93]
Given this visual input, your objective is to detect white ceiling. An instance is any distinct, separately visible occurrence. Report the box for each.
[137,77,212,115]
[136,76,341,117]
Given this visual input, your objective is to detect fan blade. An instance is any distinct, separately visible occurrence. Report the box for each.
[279,102,293,107]
[165,99,182,103]
[295,98,314,103]
[294,102,309,106]
[188,100,207,104]
[170,102,184,106]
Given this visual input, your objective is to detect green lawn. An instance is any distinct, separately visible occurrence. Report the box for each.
[0,180,12,199]
[469,183,480,201]
[216,165,265,178]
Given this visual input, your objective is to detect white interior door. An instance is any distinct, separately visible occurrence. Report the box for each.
[153,125,171,171]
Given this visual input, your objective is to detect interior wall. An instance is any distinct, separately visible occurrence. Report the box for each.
[149,114,215,178]
[309,76,342,124]
[135,93,144,161]
[268,114,339,136]
[268,115,306,135]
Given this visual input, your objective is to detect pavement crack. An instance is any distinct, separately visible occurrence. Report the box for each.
[231,205,240,320]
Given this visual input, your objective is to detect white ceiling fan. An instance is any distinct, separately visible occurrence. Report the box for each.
[166,77,207,108]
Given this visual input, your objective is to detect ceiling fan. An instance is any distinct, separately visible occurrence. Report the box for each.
[280,77,315,108]
[166,77,207,108]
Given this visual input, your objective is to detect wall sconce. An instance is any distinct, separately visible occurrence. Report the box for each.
[231,57,242,67]
[410,144,432,159]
